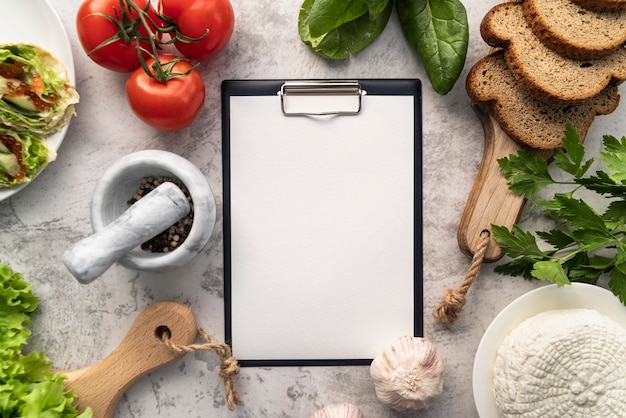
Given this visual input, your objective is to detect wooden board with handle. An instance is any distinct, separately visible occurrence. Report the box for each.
[56,301,198,418]
[457,102,553,263]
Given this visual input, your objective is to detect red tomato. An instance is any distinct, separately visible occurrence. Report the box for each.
[126,54,205,131]
[76,0,163,72]
[160,0,235,61]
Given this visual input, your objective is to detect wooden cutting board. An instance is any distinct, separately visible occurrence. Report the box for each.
[56,301,198,418]
[457,102,553,262]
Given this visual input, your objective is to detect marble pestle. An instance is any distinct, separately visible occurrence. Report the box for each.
[63,182,191,284]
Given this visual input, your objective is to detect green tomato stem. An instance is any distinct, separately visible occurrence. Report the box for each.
[89,0,209,81]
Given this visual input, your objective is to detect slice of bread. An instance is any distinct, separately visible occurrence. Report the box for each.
[571,0,626,12]
[481,2,626,104]
[466,50,620,150]
[523,0,626,60]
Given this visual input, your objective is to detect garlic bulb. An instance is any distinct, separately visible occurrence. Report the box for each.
[370,336,444,413]
[309,403,363,418]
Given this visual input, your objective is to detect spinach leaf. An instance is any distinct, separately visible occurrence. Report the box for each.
[299,0,393,60]
[396,0,469,95]
[307,0,369,38]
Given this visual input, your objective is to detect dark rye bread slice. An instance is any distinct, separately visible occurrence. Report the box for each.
[481,2,626,104]
[571,0,626,12]
[466,50,620,150]
[523,0,626,60]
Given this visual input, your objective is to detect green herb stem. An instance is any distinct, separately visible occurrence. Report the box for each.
[493,122,626,304]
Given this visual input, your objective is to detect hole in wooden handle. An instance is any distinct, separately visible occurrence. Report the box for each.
[154,325,171,341]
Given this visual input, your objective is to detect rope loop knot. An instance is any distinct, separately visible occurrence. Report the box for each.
[433,230,491,326]
[162,327,242,411]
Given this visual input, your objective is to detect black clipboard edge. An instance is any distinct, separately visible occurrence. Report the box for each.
[222,79,423,367]
[239,358,374,368]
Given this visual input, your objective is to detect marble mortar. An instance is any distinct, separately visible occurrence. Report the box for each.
[90,150,217,273]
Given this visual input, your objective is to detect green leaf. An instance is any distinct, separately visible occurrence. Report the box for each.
[572,230,616,255]
[491,224,547,259]
[557,121,587,175]
[536,229,575,250]
[0,264,92,418]
[553,149,576,177]
[307,0,369,38]
[604,201,626,225]
[493,124,626,306]
[298,0,393,59]
[494,257,539,280]
[563,252,608,284]
[533,196,574,221]
[600,135,626,183]
[498,151,555,198]
[549,194,611,235]
[552,148,594,179]
[364,0,390,16]
[616,241,626,267]
[608,268,626,305]
[603,134,626,154]
[396,0,468,95]
[577,171,624,197]
[532,261,571,286]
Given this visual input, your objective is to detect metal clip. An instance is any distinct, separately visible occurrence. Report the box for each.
[278,80,364,116]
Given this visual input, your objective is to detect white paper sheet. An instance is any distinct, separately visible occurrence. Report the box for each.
[227,91,419,364]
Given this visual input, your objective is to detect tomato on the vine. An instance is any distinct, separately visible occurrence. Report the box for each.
[126,54,205,131]
[160,0,235,61]
[76,0,163,72]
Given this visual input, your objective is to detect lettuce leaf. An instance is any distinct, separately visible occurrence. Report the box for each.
[0,44,79,134]
[0,126,53,188]
[0,263,92,417]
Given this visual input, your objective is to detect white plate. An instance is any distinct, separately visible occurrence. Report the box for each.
[0,0,75,201]
[473,283,626,417]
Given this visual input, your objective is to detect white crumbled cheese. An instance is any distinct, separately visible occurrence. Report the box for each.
[493,308,626,418]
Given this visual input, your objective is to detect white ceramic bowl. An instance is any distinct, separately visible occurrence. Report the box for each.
[473,283,626,417]
[91,150,216,272]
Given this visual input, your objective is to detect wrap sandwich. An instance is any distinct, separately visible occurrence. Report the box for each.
[0,44,79,188]
[0,126,56,188]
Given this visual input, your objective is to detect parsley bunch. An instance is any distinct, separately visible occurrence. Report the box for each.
[492,122,626,304]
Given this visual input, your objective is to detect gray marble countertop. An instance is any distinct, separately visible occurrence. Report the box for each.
[1,0,625,417]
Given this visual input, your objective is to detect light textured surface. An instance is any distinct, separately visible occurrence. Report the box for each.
[0,1,625,417]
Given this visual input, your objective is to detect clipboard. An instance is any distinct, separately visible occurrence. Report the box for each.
[222,79,423,367]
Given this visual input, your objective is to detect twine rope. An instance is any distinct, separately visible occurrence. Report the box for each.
[432,230,491,326]
[162,327,242,411]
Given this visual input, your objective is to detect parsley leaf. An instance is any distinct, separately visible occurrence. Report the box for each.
[609,268,626,304]
[601,135,626,183]
[532,261,570,286]
[492,225,547,259]
[553,123,592,177]
[497,151,555,198]
[493,122,626,305]
[577,171,624,197]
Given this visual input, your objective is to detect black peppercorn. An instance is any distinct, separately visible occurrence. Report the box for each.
[127,176,194,253]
